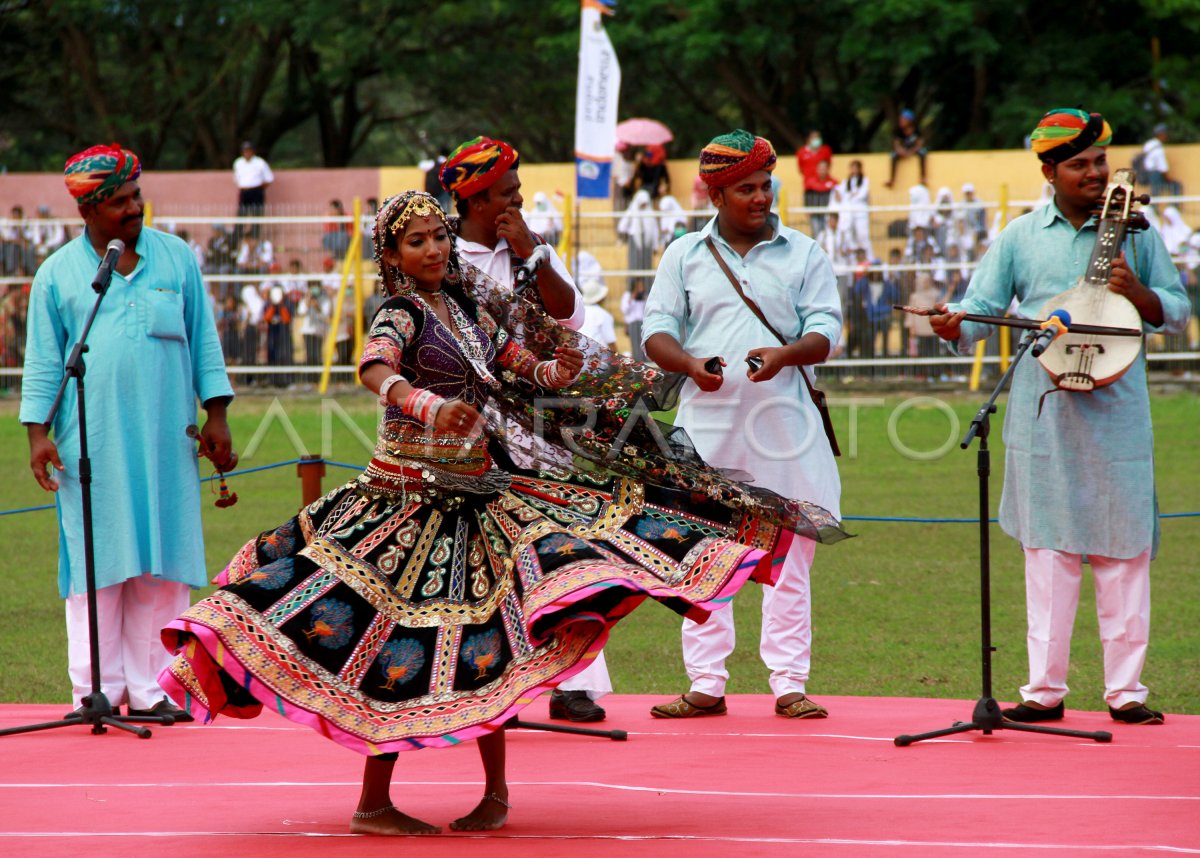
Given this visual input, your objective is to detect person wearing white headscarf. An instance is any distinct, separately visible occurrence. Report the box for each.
[1157,205,1192,256]
[907,183,934,232]
[932,185,955,250]
[617,189,660,297]
[657,194,689,247]
[523,191,562,247]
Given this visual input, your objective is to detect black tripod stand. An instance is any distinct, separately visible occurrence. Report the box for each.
[0,243,175,740]
[895,330,1111,746]
[507,713,627,741]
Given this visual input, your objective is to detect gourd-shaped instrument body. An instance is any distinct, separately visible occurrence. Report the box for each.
[1037,168,1146,392]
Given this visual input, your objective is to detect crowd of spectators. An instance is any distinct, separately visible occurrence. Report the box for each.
[3,153,1198,395]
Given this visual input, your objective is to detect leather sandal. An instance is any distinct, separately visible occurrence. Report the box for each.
[650,694,727,719]
[774,695,829,719]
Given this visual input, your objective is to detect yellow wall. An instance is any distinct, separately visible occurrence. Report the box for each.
[502,143,1200,214]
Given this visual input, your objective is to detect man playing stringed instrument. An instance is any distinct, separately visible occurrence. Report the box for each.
[929,108,1189,726]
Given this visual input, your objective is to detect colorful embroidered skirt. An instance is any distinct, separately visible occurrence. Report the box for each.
[160,451,787,755]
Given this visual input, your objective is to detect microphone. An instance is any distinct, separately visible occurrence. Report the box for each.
[513,244,552,293]
[91,239,125,293]
[1030,309,1072,357]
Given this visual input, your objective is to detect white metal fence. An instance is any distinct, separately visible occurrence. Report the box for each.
[2,193,1198,391]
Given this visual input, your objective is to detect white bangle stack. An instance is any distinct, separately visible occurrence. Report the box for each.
[377,373,407,407]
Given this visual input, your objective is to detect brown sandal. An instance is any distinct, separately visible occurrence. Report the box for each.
[650,694,727,719]
[774,695,829,719]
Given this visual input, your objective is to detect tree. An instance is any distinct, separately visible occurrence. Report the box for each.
[1,0,1196,171]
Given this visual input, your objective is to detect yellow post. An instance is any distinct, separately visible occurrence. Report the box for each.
[352,196,365,380]
[318,206,363,395]
[968,182,1011,392]
[144,201,154,228]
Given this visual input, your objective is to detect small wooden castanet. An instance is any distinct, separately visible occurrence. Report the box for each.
[186,424,239,508]
[893,305,1142,338]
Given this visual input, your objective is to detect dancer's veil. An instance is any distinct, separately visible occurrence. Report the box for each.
[455,260,847,544]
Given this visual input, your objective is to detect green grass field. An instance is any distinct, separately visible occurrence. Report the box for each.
[1,388,1196,714]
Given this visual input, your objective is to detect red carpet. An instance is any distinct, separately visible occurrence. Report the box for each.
[1,695,1197,857]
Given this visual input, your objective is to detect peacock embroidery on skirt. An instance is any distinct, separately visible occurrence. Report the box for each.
[246,556,295,590]
[461,630,502,679]
[377,639,426,691]
[303,598,354,649]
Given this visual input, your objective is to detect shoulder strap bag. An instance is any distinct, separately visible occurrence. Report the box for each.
[704,236,841,457]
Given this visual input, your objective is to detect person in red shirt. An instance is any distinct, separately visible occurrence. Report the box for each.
[796,130,835,234]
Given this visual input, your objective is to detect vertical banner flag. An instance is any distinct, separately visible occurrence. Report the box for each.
[575,0,620,198]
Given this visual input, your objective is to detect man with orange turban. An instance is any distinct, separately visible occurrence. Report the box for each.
[643,129,842,721]
[439,135,583,329]
[930,108,1188,726]
[441,136,607,722]
[21,143,235,725]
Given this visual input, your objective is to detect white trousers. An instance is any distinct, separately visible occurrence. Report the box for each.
[66,575,191,710]
[557,649,612,700]
[682,537,817,699]
[1019,547,1152,710]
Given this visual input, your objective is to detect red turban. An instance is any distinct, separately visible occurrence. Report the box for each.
[64,143,142,205]
[439,136,519,200]
[698,130,776,188]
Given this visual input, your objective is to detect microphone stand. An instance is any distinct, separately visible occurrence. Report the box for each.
[0,254,175,740]
[506,714,627,742]
[895,329,1112,746]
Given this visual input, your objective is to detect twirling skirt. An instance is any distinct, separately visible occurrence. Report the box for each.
[160,450,789,755]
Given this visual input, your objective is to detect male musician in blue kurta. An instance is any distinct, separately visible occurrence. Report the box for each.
[20,144,235,721]
[931,109,1189,726]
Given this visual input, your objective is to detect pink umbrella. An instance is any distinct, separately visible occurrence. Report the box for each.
[616,117,674,147]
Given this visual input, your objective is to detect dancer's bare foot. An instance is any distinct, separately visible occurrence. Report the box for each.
[449,792,510,831]
[350,805,441,835]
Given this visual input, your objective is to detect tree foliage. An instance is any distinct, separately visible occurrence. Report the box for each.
[0,0,1197,171]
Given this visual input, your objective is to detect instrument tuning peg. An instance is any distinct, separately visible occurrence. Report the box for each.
[1128,213,1150,232]
[1133,194,1151,206]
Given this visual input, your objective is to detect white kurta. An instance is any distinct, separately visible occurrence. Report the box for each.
[641,214,842,516]
[642,214,843,699]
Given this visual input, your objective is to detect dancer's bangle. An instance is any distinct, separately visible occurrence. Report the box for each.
[377,373,407,407]
[401,387,447,425]
[535,359,575,388]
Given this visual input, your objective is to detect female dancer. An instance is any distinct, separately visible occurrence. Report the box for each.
[160,191,844,835]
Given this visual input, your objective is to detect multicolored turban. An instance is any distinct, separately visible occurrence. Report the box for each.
[1029,108,1113,164]
[439,136,520,201]
[698,129,777,188]
[63,143,142,205]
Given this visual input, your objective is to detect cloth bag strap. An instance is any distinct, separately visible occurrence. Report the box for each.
[703,236,841,456]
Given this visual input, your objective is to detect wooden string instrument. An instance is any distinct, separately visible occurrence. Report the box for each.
[1035,168,1149,391]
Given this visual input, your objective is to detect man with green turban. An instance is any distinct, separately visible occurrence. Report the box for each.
[643,130,842,721]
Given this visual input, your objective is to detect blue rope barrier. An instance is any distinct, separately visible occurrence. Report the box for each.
[0,504,55,516]
[4,458,1200,522]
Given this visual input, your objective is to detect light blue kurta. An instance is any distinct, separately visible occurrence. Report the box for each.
[642,214,842,517]
[950,202,1189,559]
[20,228,234,597]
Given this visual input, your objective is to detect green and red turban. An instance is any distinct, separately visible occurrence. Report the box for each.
[698,130,777,188]
[439,136,520,200]
[64,143,142,205]
[1029,108,1113,164]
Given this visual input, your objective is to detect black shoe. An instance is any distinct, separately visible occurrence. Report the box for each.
[127,698,194,723]
[549,690,606,722]
[64,703,120,718]
[1001,701,1065,722]
[1108,703,1165,725]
